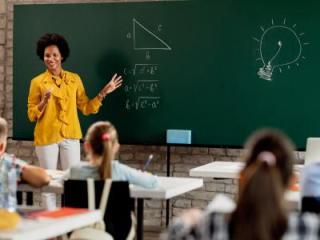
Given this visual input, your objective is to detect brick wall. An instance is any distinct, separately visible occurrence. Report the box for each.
[0,0,305,228]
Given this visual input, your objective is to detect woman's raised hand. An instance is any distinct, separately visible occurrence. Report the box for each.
[99,73,123,99]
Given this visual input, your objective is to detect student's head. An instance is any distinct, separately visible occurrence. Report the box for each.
[230,128,295,240]
[84,121,119,179]
[243,128,294,188]
[37,33,70,62]
[0,117,8,156]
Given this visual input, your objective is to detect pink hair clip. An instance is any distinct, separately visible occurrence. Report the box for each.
[101,133,110,141]
[257,151,276,166]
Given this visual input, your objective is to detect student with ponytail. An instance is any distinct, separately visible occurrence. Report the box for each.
[163,129,320,240]
[68,121,159,189]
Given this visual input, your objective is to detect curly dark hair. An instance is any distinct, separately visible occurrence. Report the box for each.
[36,33,70,63]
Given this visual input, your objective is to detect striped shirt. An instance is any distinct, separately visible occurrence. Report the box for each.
[163,211,320,240]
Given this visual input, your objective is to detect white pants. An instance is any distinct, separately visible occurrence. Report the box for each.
[35,139,80,210]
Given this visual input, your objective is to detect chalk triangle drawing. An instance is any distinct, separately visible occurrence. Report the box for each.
[133,18,172,50]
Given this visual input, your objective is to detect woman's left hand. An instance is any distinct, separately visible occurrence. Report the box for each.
[99,73,123,99]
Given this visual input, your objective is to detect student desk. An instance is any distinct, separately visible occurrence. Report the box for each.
[190,161,303,178]
[189,161,302,209]
[18,172,203,240]
[130,176,203,240]
[0,209,101,240]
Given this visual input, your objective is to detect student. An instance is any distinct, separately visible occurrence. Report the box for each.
[300,161,320,213]
[0,117,50,207]
[163,129,320,240]
[67,121,159,189]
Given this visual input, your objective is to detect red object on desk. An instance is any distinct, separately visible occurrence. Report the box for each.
[27,207,89,219]
[289,173,300,192]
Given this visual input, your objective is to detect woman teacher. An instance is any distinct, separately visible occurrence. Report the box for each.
[27,33,122,209]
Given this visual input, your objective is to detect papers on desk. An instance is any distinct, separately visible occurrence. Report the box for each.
[47,170,67,180]
[0,209,102,240]
[27,207,90,219]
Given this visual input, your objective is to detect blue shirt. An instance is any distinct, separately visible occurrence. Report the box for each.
[68,160,159,189]
[0,153,27,182]
[0,153,27,208]
[301,162,320,197]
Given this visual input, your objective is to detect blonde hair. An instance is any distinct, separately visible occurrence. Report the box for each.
[85,121,118,179]
[0,117,8,141]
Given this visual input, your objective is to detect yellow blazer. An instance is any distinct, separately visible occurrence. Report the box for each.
[28,70,102,146]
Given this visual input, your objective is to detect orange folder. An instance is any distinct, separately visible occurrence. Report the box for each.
[27,207,89,219]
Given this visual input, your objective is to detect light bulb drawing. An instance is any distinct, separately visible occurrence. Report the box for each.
[254,18,310,81]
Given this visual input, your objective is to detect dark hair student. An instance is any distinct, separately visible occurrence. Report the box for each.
[163,129,320,240]
[230,129,294,240]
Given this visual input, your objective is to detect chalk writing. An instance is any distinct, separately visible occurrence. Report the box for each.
[132,18,171,50]
[123,64,159,76]
[125,97,160,110]
[123,18,172,111]
[124,80,159,93]
[254,18,309,81]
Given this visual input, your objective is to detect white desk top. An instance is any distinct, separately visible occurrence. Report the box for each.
[189,161,302,209]
[0,209,101,240]
[18,172,203,200]
[130,177,203,199]
[18,170,65,194]
[190,161,303,179]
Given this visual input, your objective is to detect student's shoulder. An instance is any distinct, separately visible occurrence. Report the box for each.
[2,153,27,172]
[112,160,138,172]
[70,162,99,180]
[111,160,126,170]
[3,153,26,164]
[112,159,127,166]
[71,161,94,170]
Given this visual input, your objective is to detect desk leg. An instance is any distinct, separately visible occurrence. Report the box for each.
[17,191,33,205]
[167,145,171,177]
[166,199,170,226]
[17,191,23,205]
[137,198,144,240]
[26,192,33,205]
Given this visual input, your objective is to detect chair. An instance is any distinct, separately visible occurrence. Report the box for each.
[63,180,134,240]
[301,196,320,214]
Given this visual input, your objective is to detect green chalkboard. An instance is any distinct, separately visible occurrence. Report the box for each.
[13,1,320,148]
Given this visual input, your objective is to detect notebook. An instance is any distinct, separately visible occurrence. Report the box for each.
[305,138,320,165]
[27,207,89,219]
